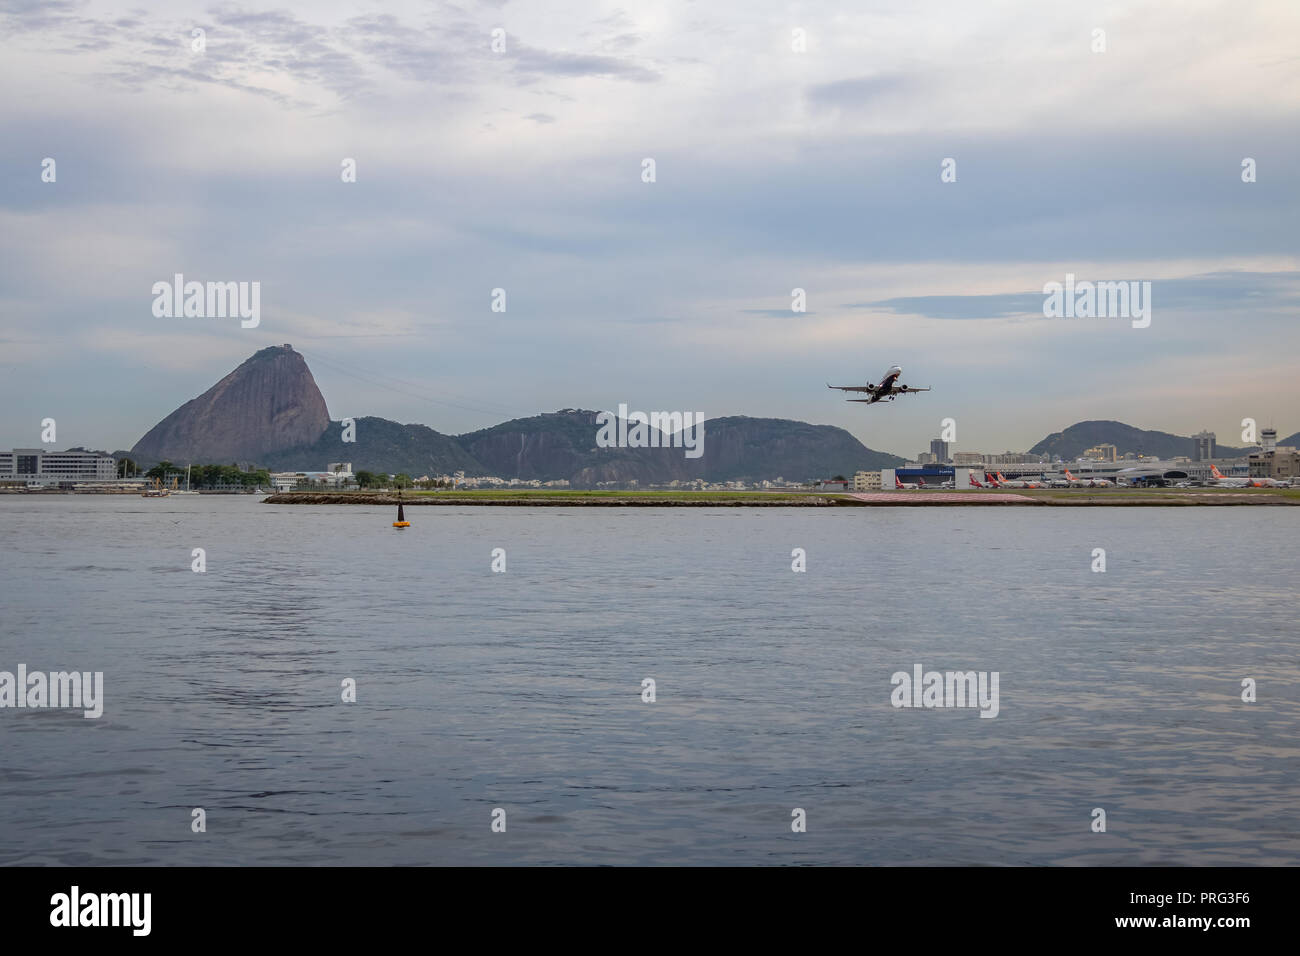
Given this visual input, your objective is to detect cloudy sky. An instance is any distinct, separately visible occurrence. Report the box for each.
[1,0,1297,458]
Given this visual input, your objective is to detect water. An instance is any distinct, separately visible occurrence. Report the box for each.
[1,496,1296,865]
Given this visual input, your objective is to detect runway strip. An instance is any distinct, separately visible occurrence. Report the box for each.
[846,491,1037,504]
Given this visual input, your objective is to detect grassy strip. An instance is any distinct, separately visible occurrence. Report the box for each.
[263,487,1299,506]
[263,490,836,506]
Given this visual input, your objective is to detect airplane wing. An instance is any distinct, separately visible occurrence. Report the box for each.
[827,383,876,393]
[888,385,931,394]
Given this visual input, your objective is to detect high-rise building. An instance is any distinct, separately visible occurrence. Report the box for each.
[930,439,950,462]
[1193,431,1215,461]
[1084,444,1118,462]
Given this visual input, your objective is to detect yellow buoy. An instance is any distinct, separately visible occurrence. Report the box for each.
[393,500,409,528]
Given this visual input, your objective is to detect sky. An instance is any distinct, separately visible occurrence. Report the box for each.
[1,0,1297,459]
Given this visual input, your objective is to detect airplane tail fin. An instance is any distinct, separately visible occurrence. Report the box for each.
[1064,469,1075,481]
[894,475,903,489]
[917,477,926,487]
[1210,464,1224,479]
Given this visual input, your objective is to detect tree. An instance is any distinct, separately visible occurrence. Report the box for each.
[116,457,137,478]
[393,473,412,489]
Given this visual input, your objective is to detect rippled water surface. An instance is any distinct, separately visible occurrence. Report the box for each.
[1,496,1296,865]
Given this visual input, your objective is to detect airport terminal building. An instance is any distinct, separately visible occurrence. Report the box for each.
[887,458,1254,488]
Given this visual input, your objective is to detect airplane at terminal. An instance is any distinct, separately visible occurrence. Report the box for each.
[1065,468,1113,487]
[1209,464,1282,488]
[828,365,931,405]
[995,471,1043,489]
[895,475,922,490]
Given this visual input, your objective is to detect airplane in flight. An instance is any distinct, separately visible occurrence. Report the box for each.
[828,365,931,405]
[1208,464,1282,488]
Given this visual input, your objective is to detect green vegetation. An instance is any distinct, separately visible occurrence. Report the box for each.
[269,487,827,503]
[142,461,270,489]
[401,488,816,501]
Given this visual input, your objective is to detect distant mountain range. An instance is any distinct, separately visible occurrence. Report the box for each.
[127,346,903,484]
[119,346,1292,483]
[255,411,904,484]
[1027,421,1299,461]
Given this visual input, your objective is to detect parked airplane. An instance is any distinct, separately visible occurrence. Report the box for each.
[895,475,922,490]
[1208,464,1280,488]
[968,473,986,488]
[1065,468,1113,488]
[828,365,931,405]
[995,471,1043,489]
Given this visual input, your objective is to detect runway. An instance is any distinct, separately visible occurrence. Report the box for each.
[846,491,1037,504]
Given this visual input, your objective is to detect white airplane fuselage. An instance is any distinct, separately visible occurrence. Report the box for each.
[866,366,904,403]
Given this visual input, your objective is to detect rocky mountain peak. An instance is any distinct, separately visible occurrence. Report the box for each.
[131,344,330,463]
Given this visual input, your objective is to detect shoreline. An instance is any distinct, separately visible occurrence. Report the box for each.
[261,490,1300,507]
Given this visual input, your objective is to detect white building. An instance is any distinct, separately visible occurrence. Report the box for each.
[269,472,304,492]
[269,467,355,491]
[0,448,117,487]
